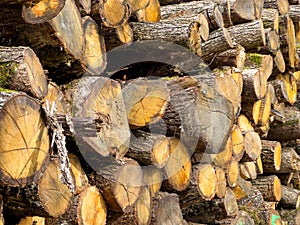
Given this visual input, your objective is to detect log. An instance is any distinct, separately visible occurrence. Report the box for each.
[240,161,257,180]
[73,77,130,158]
[89,158,143,212]
[259,208,283,225]
[276,147,300,173]
[115,22,133,44]
[0,92,50,187]
[182,188,238,224]
[227,159,239,187]
[81,16,107,75]
[215,167,227,198]
[238,114,254,133]
[163,138,191,191]
[251,175,282,202]
[49,0,85,59]
[260,140,282,172]
[264,0,290,15]
[18,216,44,225]
[215,211,255,225]
[131,20,266,63]
[278,209,300,225]
[0,46,48,99]
[99,0,130,28]
[267,106,300,141]
[242,131,262,161]
[108,186,151,225]
[45,186,107,225]
[2,158,73,218]
[279,185,300,208]
[150,192,186,224]
[231,125,245,161]
[127,130,170,167]
[22,0,65,24]
[136,0,161,22]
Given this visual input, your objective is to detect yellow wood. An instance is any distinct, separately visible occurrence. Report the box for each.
[197,164,216,200]
[136,0,160,22]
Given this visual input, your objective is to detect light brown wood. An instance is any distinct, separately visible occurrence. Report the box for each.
[242,131,262,161]
[116,22,133,44]
[50,0,84,59]
[122,78,169,128]
[238,114,254,133]
[277,147,300,173]
[274,49,286,73]
[164,138,191,191]
[215,167,227,198]
[231,125,245,161]
[81,16,107,75]
[227,159,239,187]
[79,0,91,14]
[0,92,50,187]
[240,162,257,180]
[99,0,130,28]
[287,14,299,68]
[136,0,160,22]
[0,46,48,99]
[22,0,65,24]
[196,163,217,200]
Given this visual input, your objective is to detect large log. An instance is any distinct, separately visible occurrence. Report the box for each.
[0,92,50,187]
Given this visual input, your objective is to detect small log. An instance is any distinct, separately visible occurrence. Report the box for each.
[49,0,85,59]
[279,185,300,209]
[116,22,133,44]
[81,16,107,75]
[215,167,227,198]
[210,44,246,70]
[241,68,267,101]
[251,175,282,202]
[240,162,257,180]
[108,186,152,225]
[22,0,65,24]
[128,130,170,167]
[45,186,107,225]
[256,155,264,174]
[261,140,282,172]
[274,49,286,73]
[267,106,300,141]
[215,211,255,225]
[242,131,262,161]
[182,188,238,224]
[227,159,239,187]
[136,0,160,22]
[273,74,298,105]
[287,14,299,68]
[88,158,143,213]
[0,92,50,187]
[2,158,73,218]
[196,163,217,200]
[163,138,191,191]
[99,0,130,28]
[238,114,254,133]
[238,186,265,209]
[0,46,48,99]
[232,176,253,200]
[231,125,245,161]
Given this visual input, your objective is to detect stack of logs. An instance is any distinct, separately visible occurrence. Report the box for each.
[1,0,300,224]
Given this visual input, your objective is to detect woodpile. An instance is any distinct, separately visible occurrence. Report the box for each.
[1,0,300,224]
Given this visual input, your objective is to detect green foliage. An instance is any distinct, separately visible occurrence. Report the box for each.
[0,62,17,88]
[247,53,262,66]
